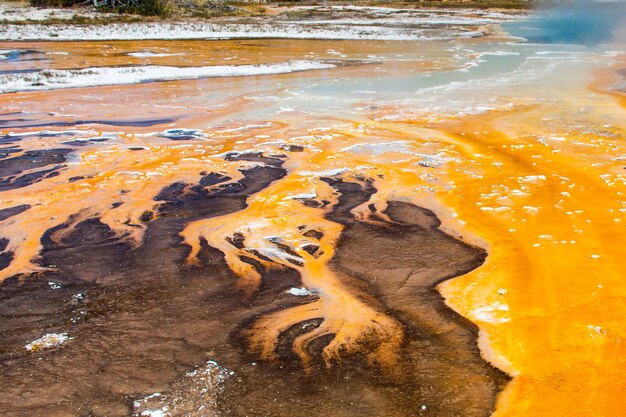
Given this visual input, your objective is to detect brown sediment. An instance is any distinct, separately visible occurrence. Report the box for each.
[0,161,506,417]
[0,162,289,416]
[0,117,179,130]
[0,204,30,221]
[215,178,509,417]
[0,148,72,191]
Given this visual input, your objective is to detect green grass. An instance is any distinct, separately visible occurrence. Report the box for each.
[29,0,173,17]
[121,0,172,17]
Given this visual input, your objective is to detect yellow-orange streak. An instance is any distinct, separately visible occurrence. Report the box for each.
[181,159,404,369]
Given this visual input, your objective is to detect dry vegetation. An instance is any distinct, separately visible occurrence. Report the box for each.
[15,0,532,19]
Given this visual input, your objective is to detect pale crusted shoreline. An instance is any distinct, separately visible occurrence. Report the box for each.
[0,60,341,93]
[0,4,526,41]
[0,22,491,41]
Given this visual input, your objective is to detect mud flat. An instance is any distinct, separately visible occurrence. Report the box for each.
[0,148,506,416]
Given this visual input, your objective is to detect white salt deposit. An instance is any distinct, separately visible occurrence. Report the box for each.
[127,51,184,58]
[287,287,316,297]
[340,141,414,155]
[0,61,337,93]
[24,333,70,351]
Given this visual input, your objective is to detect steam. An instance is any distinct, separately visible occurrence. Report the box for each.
[519,0,626,45]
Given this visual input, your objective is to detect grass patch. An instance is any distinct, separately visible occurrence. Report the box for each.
[190,8,237,18]
[91,0,173,18]
[29,0,173,17]
[120,0,172,17]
